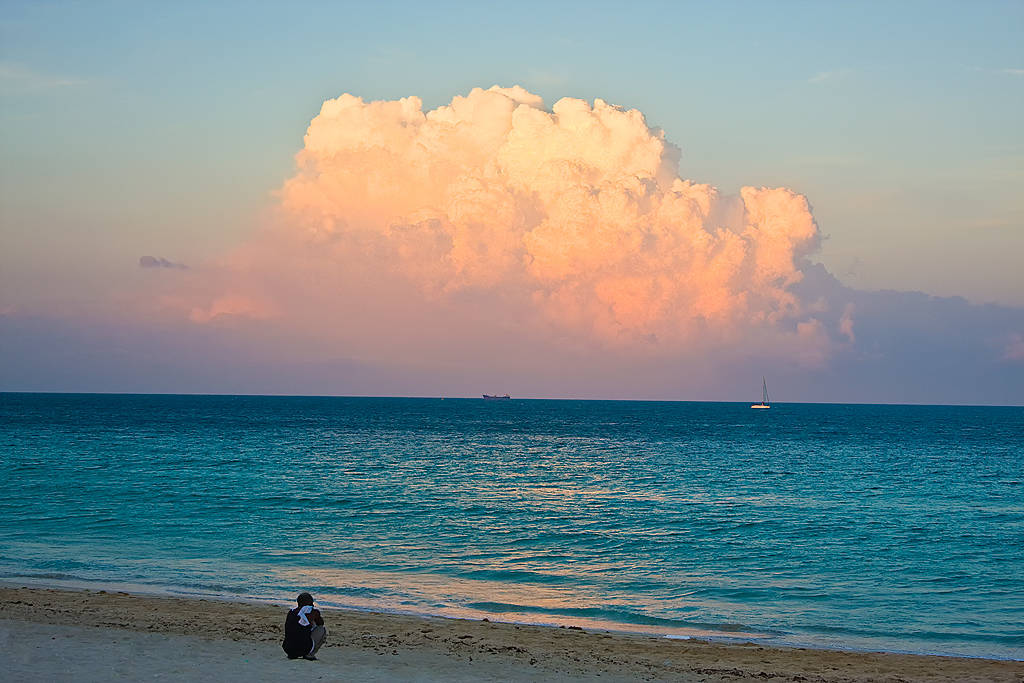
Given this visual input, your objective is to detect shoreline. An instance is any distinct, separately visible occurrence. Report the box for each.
[0,576,777,645]
[2,586,1022,682]
[5,576,1017,661]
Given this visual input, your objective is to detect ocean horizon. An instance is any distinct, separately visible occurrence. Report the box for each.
[2,392,1021,660]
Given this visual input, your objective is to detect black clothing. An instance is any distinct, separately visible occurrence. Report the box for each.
[282,607,313,659]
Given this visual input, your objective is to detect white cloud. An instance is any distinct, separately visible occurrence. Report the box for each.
[808,69,853,85]
[0,62,87,92]
[964,65,1024,77]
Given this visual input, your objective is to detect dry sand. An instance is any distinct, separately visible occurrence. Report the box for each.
[1,587,1021,682]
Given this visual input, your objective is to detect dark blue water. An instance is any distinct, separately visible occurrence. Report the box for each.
[1,393,1022,659]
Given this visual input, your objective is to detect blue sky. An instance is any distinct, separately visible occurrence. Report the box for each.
[1,1,1022,402]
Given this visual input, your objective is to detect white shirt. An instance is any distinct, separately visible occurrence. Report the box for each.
[297,604,316,627]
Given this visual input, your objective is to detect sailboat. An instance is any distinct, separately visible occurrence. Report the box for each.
[751,377,770,409]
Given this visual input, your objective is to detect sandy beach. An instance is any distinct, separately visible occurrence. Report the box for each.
[1,587,1021,682]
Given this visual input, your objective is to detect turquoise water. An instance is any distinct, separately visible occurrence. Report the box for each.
[1,393,1022,659]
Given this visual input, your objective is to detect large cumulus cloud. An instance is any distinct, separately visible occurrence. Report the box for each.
[4,87,1022,401]
[256,86,822,350]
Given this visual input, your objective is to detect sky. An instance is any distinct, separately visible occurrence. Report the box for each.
[1,0,1022,404]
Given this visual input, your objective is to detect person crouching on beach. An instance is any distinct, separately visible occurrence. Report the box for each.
[283,592,327,660]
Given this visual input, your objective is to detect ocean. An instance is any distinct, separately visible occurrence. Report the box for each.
[1,393,1021,660]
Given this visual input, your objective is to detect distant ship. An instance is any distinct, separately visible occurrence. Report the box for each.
[483,394,510,401]
[751,378,770,409]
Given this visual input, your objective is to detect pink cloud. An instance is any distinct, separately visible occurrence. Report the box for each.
[838,303,856,343]
[263,88,822,347]
[1002,333,1024,362]
[150,86,847,374]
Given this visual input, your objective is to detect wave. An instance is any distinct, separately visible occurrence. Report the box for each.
[463,601,774,635]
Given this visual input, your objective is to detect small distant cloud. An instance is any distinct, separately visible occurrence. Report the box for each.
[0,62,88,92]
[838,303,856,344]
[140,256,188,270]
[189,296,278,324]
[525,69,567,87]
[964,65,1024,77]
[1002,333,1024,362]
[808,69,853,85]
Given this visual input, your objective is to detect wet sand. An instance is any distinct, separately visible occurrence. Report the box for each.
[1,587,1021,682]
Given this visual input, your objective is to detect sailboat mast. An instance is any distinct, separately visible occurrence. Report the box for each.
[752,377,771,408]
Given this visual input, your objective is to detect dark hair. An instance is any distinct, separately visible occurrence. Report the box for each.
[297,592,314,606]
